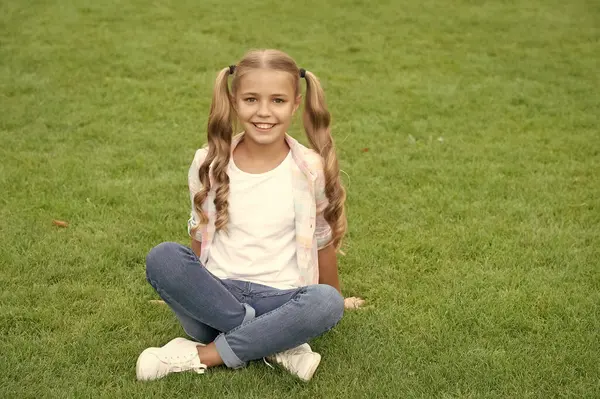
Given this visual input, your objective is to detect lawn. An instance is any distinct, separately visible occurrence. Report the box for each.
[1,0,599,397]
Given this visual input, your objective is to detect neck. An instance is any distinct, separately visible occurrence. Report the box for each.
[232,133,290,174]
[238,134,289,161]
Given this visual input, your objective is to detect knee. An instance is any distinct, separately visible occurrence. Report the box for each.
[307,284,345,327]
[145,242,182,281]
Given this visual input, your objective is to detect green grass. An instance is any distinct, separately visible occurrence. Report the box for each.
[1,0,599,397]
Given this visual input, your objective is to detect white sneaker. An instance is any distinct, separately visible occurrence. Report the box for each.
[136,337,207,381]
[266,343,322,382]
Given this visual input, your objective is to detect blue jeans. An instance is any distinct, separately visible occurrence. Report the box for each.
[145,242,345,369]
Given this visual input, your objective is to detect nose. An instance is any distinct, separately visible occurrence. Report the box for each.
[256,100,271,118]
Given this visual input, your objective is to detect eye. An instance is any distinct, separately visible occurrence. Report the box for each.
[273,98,285,104]
[244,97,257,103]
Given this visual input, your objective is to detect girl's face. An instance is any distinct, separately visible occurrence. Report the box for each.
[234,68,301,148]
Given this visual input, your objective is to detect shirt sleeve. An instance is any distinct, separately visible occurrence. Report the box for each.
[187,148,208,242]
[314,157,333,250]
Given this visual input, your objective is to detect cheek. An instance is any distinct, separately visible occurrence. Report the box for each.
[277,105,296,123]
[235,102,252,120]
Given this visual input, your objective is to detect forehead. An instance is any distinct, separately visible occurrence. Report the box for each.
[237,68,295,95]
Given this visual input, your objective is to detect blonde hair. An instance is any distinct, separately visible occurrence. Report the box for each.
[193,49,347,250]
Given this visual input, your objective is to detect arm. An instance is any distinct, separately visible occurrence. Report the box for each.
[313,155,340,293]
[187,148,209,246]
[319,244,365,310]
[313,154,364,309]
[192,238,201,258]
[318,244,341,294]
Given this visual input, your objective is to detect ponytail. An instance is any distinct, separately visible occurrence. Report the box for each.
[302,71,347,250]
[193,67,235,231]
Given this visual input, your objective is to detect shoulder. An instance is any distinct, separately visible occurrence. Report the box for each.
[188,147,209,188]
[304,149,325,173]
[289,138,325,175]
[190,147,209,169]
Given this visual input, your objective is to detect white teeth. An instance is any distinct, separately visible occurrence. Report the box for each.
[254,123,274,129]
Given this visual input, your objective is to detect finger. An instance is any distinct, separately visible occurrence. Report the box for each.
[344,298,356,309]
[349,298,366,309]
[344,297,366,310]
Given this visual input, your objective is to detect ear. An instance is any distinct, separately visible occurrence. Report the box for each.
[293,94,302,115]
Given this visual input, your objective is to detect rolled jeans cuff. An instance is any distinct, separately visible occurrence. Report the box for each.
[215,303,255,369]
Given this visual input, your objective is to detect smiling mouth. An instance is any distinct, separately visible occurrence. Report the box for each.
[252,123,276,130]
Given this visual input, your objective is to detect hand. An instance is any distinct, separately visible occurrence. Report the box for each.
[344,296,365,310]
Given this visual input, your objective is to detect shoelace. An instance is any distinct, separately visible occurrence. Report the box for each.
[163,353,206,373]
[263,347,305,372]
[286,347,305,356]
[263,357,275,369]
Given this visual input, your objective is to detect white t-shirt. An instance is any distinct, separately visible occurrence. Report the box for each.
[205,151,300,289]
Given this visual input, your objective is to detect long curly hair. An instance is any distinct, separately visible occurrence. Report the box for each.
[193,49,347,250]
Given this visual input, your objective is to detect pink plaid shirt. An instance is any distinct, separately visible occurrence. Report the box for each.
[187,133,332,287]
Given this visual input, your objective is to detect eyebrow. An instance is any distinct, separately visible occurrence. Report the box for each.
[242,92,290,97]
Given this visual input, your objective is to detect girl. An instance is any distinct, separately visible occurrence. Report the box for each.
[137,49,363,382]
